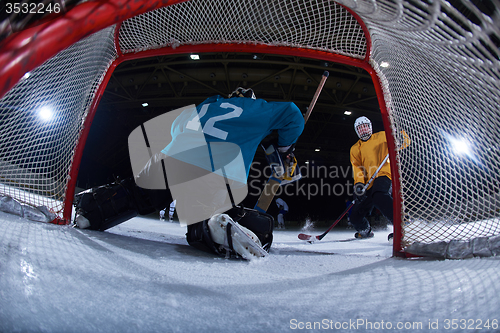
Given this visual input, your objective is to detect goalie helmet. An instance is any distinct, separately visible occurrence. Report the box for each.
[354,116,372,141]
[229,87,256,99]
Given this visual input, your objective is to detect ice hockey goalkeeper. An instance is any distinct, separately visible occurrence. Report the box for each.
[74,87,304,260]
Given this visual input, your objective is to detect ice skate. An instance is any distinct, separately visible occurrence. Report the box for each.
[354,227,374,239]
[207,213,268,260]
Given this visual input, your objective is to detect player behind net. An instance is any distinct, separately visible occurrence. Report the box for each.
[349,116,410,240]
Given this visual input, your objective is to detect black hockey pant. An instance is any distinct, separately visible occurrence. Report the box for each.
[350,176,393,232]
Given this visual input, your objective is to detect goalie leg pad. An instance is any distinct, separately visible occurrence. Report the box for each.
[74,181,139,231]
[186,207,274,259]
[74,178,171,231]
[207,214,267,260]
[226,206,274,251]
[186,220,221,255]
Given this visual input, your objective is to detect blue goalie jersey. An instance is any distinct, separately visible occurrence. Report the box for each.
[162,95,304,183]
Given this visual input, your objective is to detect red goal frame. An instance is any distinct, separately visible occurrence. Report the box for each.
[0,0,403,256]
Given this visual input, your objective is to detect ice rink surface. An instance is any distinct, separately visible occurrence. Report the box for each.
[1,211,500,332]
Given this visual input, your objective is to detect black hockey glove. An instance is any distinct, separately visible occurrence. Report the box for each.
[277,145,295,165]
[278,145,300,182]
[354,182,367,202]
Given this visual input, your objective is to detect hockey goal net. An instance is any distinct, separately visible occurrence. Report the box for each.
[0,0,499,258]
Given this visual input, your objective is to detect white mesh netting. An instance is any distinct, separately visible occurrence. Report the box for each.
[0,0,499,257]
[0,26,117,216]
[118,0,367,58]
[338,0,500,253]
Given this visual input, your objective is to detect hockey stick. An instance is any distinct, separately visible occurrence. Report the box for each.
[254,71,329,213]
[298,153,390,242]
[303,71,330,124]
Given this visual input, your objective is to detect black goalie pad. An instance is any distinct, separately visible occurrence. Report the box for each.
[186,206,274,257]
[226,206,274,251]
[74,181,138,231]
[74,178,170,231]
[185,220,221,255]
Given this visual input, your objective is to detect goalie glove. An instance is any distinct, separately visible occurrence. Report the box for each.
[261,143,301,183]
[277,145,301,183]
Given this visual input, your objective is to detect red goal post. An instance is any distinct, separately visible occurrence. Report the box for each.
[1,0,499,259]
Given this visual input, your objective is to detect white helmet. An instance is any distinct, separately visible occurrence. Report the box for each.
[228,87,256,99]
[354,116,372,141]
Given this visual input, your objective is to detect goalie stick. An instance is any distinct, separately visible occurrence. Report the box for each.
[254,71,329,213]
[298,153,390,242]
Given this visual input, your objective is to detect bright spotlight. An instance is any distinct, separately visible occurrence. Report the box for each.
[39,106,53,121]
[190,54,200,60]
[450,137,471,156]
[444,132,476,161]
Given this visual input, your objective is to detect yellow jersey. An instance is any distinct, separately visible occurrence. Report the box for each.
[350,131,391,190]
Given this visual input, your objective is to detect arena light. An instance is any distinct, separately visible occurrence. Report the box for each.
[444,133,477,161]
[190,54,200,60]
[142,102,149,107]
[450,137,471,155]
[344,110,352,115]
[39,106,53,121]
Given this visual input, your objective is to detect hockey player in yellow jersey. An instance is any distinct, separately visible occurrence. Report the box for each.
[349,116,393,239]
